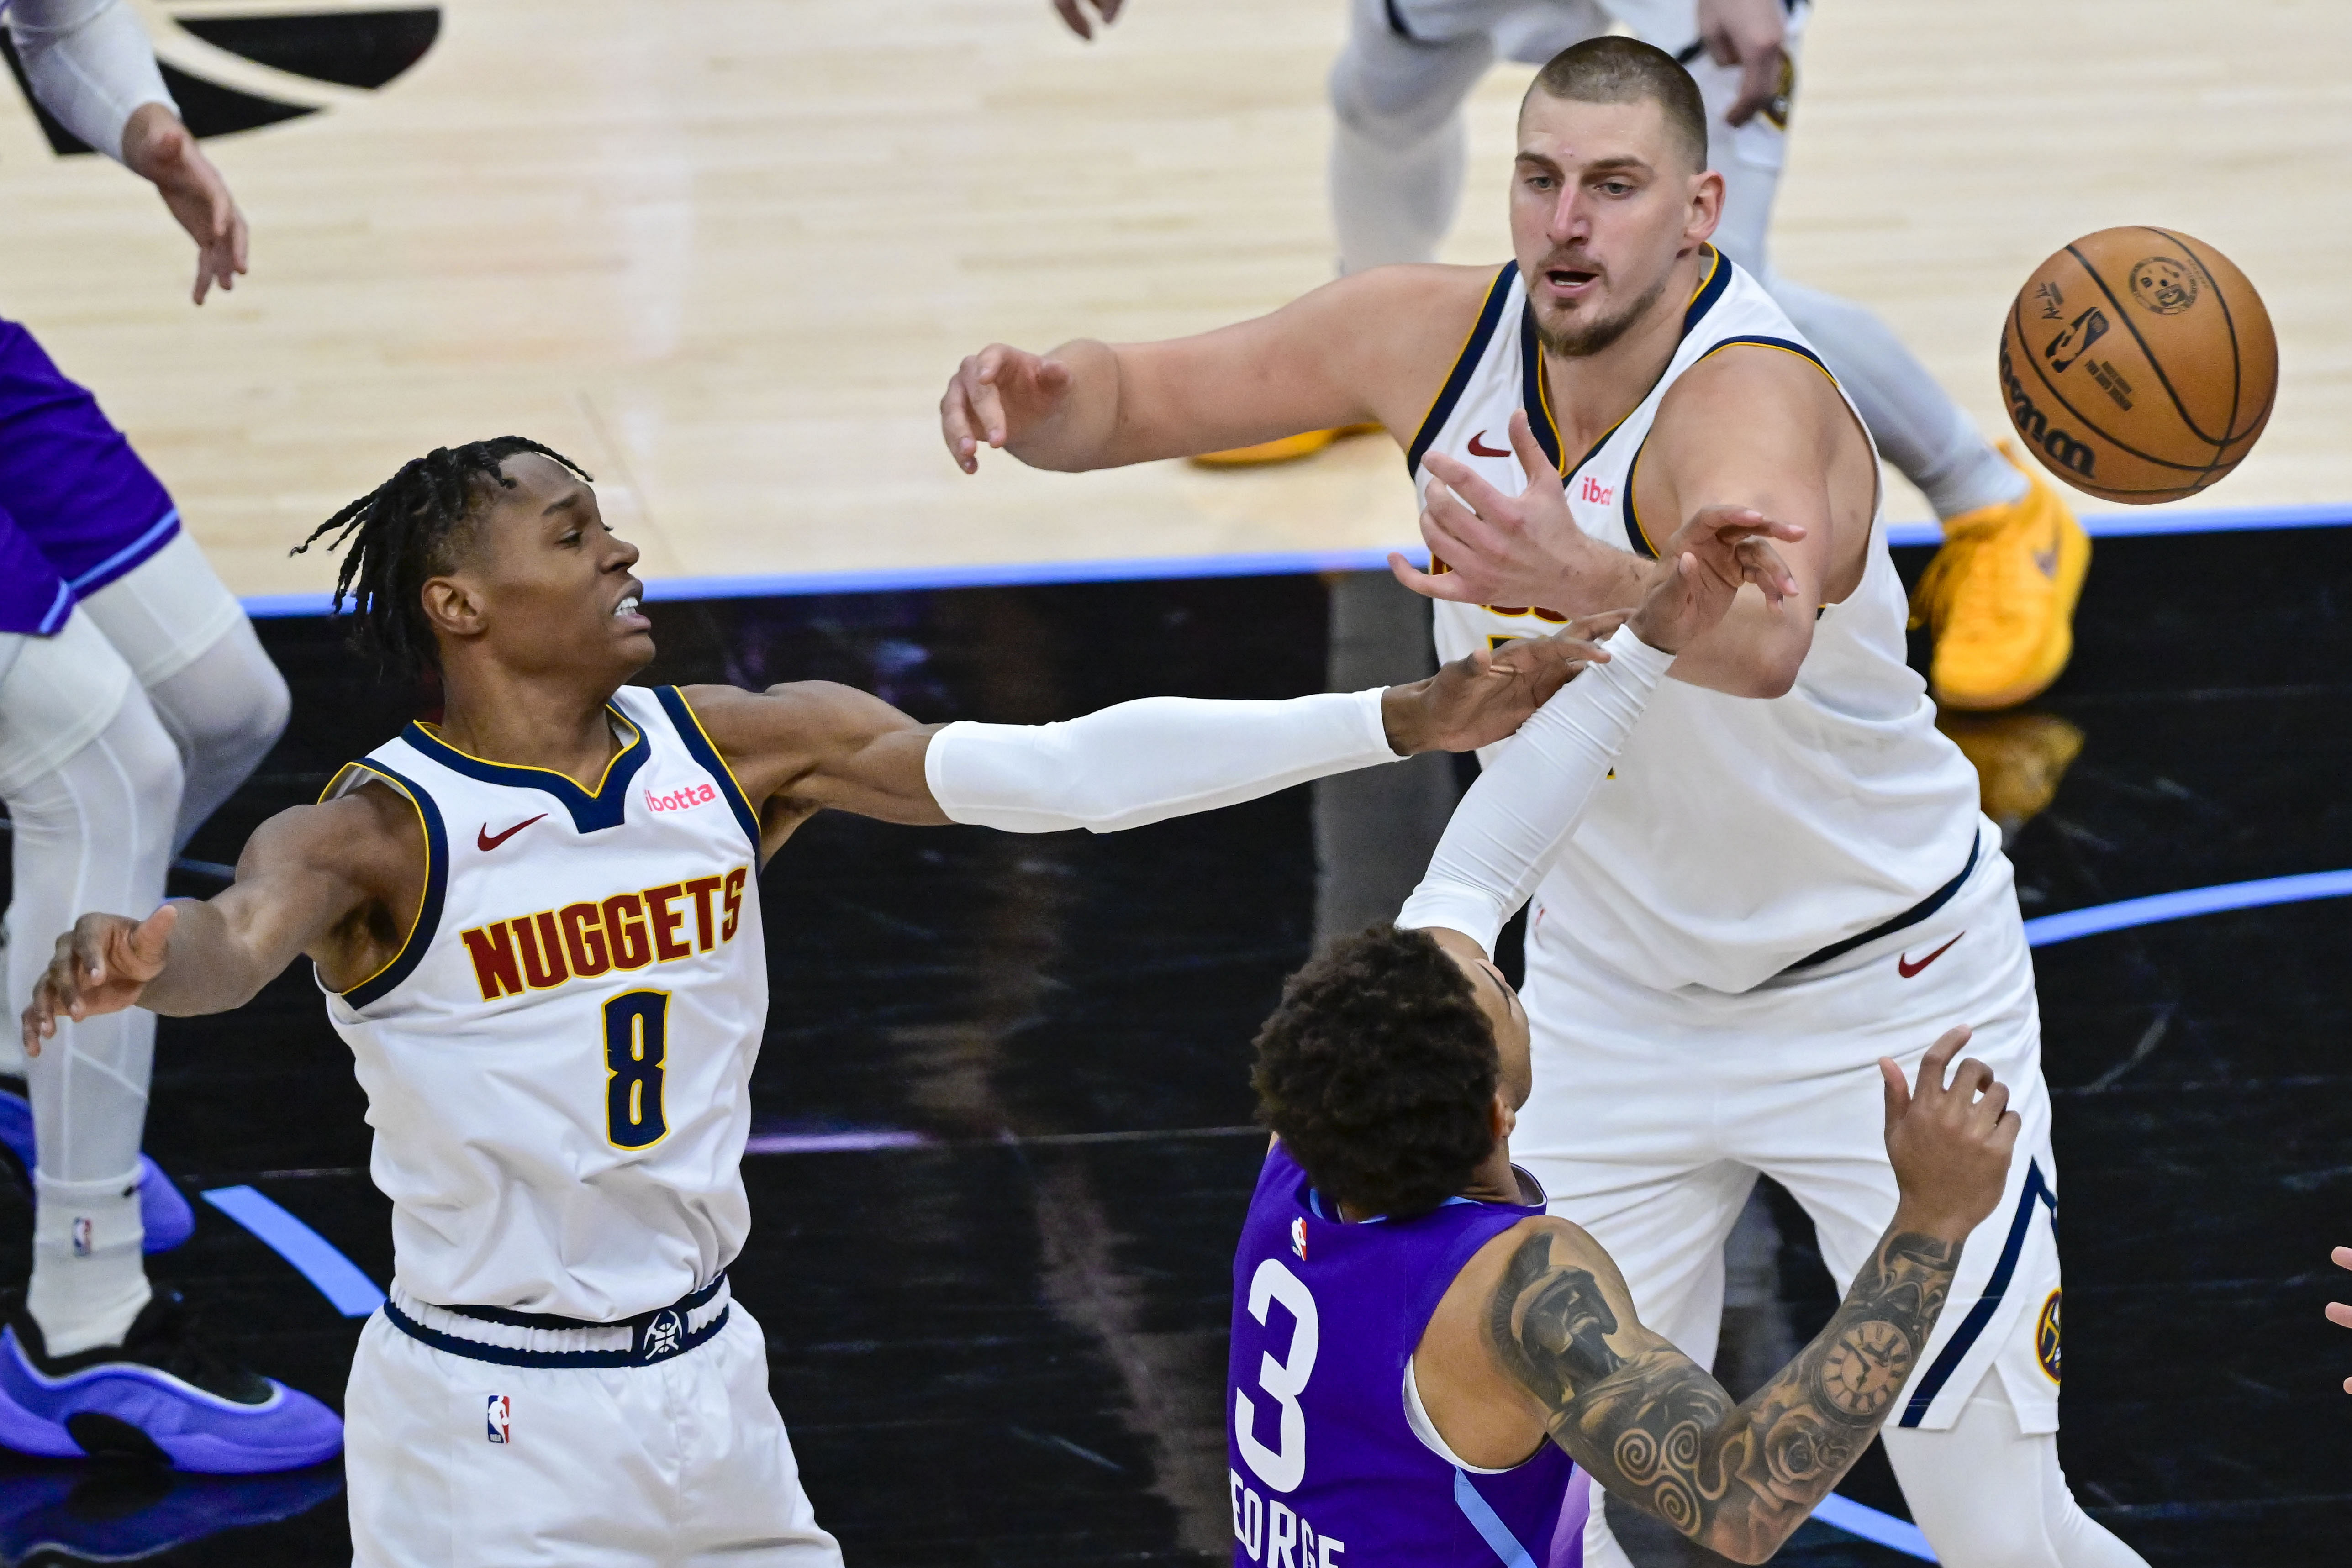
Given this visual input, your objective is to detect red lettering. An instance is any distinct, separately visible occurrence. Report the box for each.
[684,876,724,952]
[721,867,747,940]
[602,893,653,969]
[645,882,691,961]
[512,911,570,989]
[559,901,610,977]
[461,925,525,1000]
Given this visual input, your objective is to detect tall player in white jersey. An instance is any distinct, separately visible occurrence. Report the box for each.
[940,37,2144,1568]
[14,435,1715,1565]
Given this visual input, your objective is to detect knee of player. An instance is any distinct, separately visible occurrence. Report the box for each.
[187,656,291,767]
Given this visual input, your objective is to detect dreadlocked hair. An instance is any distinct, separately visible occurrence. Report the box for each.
[292,437,592,679]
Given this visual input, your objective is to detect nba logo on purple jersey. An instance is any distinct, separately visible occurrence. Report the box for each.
[486,1394,511,1444]
[1290,1218,1307,1260]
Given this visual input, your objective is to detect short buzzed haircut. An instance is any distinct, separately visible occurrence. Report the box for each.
[1525,36,1709,174]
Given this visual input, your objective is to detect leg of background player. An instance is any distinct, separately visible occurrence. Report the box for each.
[1327,0,1502,271]
[0,613,177,1357]
[74,529,290,852]
[1684,17,2089,715]
[1885,1371,2148,1568]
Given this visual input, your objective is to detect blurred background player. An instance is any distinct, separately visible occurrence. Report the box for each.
[0,0,314,1469]
[1054,0,2090,721]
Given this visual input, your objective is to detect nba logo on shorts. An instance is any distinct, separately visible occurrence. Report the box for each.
[1289,1217,1307,1260]
[69,1218,91,1257]
[485,1394,511,1444]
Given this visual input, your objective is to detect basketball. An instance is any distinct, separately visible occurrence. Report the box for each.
[1999,227,2277,504]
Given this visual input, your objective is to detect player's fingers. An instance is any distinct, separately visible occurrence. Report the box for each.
[1916,1025,1972,1094]
[1565,608,1632,641]
[2334,1246,2352,1272]
[1388,552,1480,604]
[2325,1301,2352,1328]
[1947,1057,1996,1103]
[1879,1057,1910,1131]
[1052,0,1091,40]
[1992,1107,2022,1154]
[1035,358,1072,394]
[1424,453,1521,531]
[940,379,984,470]
[129,905,178,974]
[1729,44,1782,127]
[1506,410,1554,490]
[1975,1079,2012,1127]
[1734,538,1799,605]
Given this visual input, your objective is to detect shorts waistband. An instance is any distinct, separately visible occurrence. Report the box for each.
[1779,829,1982,976]
[382,1273,730,1368]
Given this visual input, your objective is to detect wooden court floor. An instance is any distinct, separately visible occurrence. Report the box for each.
[0,0,2345,599]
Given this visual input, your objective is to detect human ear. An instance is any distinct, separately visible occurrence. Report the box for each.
[420,575,485,641]
[1686,168,1724,246]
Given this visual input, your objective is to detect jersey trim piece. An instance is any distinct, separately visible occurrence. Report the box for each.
[1782,830,1979,973]
[654,687,760,852]
[1407,263,1518,477]
[60,507,179,595]
[1897,1157,2057,1427]
[383,1296,730,1369]
[323,761,450,1010]
[401,708,649,833]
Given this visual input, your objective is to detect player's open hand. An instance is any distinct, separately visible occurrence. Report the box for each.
[1389,410,1595,610]
[942,344,1074,473]
[1698,0,1789,128]
[1629,505,1803,652]
[121,105,248,305]
[21,906,178,1057]
[1880,1026,2020,1242]
[1051,0,1123,40]
[2327,1246,2352,1394]
[1382,611,1624,754]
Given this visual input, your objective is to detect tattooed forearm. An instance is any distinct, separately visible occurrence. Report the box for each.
[1487,1225,1962,1564]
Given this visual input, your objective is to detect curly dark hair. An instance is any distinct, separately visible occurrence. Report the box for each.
[291,437,592,679]
[1250,925,1500,1217]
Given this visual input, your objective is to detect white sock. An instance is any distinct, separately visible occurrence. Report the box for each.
[1763,274,2030,522]
[28,1168,152,1356]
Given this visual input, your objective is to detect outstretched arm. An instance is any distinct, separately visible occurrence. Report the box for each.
[1471,1030,2017,1563]
[7,0,248,302]
[681,627,1619,858]
[21,786,421,1047]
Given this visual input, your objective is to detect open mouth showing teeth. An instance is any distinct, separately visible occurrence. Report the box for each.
[614,595,642,618]
[1548,269,1598,288]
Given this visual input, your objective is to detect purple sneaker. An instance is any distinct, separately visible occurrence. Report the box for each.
[0,1292,343,1473]
[0,1087,196,1253]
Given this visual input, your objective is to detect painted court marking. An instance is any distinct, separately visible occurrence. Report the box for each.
[201,1185,386,1317]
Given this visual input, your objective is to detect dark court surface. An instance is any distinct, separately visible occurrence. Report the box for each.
[0,523,2345,1564]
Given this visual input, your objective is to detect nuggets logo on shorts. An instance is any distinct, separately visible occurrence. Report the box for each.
[486,1394,511,1444]
[2035,1289,2062,1384]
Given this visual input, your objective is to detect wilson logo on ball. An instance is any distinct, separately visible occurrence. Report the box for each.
[1998,342,2097,479]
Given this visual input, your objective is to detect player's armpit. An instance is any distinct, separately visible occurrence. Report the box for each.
[1638,344,1872,699]
[680,681,949,836]
[1485,1216,1962,1564]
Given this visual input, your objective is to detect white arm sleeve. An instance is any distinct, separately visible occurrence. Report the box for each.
[924,688,1401,834]
[1397,626,1676,955]
[6,0,176,164]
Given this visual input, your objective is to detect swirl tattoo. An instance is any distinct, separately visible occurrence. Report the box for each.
[1484,1224,1962,1561]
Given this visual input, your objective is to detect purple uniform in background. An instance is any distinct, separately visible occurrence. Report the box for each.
[1227,1142,1587,1568]
[0,318,180,635]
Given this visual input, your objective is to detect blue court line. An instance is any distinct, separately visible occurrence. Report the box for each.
[2023,869,2352,948]
[234,500,2352,617]
[1814,1494,1937,1560]
[201,1185,387,1317]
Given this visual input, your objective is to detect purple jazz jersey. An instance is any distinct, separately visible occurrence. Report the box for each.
[1227,1142,1587,1568]
[0,318,179,635]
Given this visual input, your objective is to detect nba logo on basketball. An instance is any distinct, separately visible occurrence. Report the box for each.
[1289,1217,1307,1260]
[486,1394,511,1444]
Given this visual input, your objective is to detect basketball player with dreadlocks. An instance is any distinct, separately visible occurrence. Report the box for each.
[18,437,1788,1564]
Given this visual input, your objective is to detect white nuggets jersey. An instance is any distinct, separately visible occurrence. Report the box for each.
[1413,250,1981,993]
[322,685,765,1321]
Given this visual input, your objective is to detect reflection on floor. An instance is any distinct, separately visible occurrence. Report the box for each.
[0,526,2343,1564]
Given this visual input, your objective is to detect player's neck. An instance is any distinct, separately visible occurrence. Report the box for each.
[433,671,626,790]
[1534,247,1705,457]
[1334,1144,1526,1223]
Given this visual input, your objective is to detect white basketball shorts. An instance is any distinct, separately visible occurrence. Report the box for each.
[346,1289,844,1568]
[1512,818,2066,1436]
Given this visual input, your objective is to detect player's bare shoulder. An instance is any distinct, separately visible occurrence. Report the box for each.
[1308,263,1512,430]
[670,680,932,816]
[243,779,431,987]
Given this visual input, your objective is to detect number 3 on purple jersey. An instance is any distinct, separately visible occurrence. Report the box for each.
[1234,1258,1319,1492]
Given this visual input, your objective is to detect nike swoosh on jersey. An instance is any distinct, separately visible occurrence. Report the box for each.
[1897,931,1965,978]
[1466,431,1510,458]
[477,814,548,852]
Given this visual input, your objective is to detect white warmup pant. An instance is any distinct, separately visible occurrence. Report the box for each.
[0,531,287,1352]
[1329,0,2023,519]
[1514,826,2144,1568]
[346,1301,844,1568]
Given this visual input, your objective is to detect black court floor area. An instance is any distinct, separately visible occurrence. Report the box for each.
[0,521,2345,1565]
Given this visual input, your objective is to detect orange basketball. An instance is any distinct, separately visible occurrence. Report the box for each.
[1998,227,2276,504]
